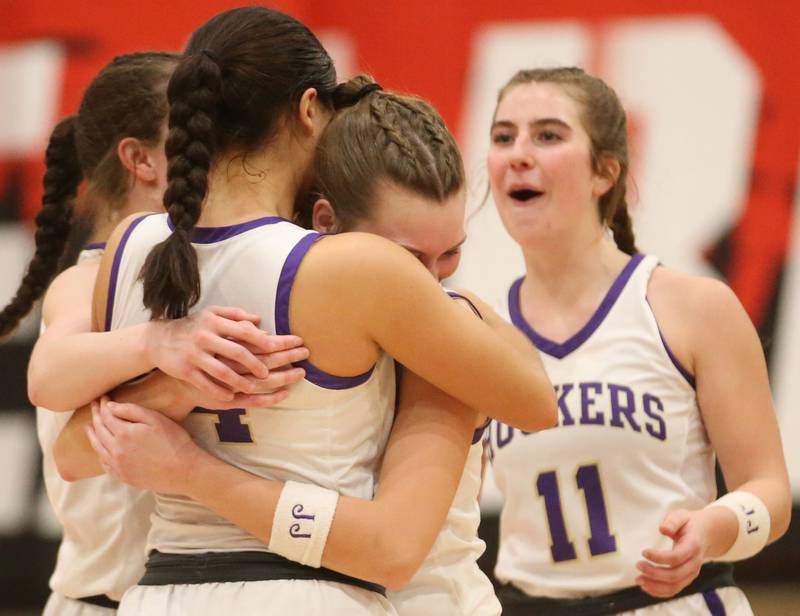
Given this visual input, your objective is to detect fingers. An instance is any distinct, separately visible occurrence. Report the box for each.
[642,535,699,568]
[207,306,261,325]
[659,509,690,539]
[636,562,701,598]
[636,557,701,586]
[250,367,306,392]
[85,424,109,460]
[212,318,303,358]
[204,335,269,380]
[230,388,291,409]
[186,365,239,400]
[102,400,158,425]
[262,346,310,370]
[91,400,117,446]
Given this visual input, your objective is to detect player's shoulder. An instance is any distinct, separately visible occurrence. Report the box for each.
[303,231,424,285]
[649,265,747,336]
[41,260,99,325]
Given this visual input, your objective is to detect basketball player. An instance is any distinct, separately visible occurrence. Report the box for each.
[86,78,514,616]
[483,67,791,615]
[3,52,308,615]
[59,7,555,616]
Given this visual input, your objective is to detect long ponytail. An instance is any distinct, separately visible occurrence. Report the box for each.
[139,52,221,320]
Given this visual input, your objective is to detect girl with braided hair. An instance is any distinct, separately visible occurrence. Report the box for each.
[9,51,307,616]
[54,6,555,616]
[483,67,790,615]
[85,76,522,616]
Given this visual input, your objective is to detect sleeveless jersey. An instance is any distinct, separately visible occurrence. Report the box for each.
[37,245,155,601]
[106,213,395,554]
[488,254,716,598]
[388,290,500,616]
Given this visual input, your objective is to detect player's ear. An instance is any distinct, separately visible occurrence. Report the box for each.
[312,198,339,232]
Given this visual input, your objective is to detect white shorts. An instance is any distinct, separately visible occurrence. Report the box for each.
[619,587,754,616]
[118,580,398,616]
[43,592,117,616]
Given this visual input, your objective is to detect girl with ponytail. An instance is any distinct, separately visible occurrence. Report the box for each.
[55,6,556,615]
[18,52,305,616]
[483,67,789,615]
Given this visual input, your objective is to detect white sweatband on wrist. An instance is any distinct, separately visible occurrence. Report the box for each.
[268,480,339,568]
[706,490,770,561]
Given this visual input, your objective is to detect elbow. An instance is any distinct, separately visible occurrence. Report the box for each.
[770,499,792,542]
[28,377,71,412]
[27,374,47,409]
[372,536,426,591]
[517,387,559,433]
[379,560,419,592]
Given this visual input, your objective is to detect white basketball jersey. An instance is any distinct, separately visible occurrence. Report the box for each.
[488,254,716,598]
[388,422,500,616]
[106,213,395,554]
[37,245,155,601]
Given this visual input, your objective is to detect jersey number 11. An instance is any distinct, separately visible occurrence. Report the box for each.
[536,464,617,562]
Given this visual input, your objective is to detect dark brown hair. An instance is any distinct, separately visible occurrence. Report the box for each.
[498,67,637,255]
[295,75,465,231]
[0,51,178,338]
[140,6,341,320]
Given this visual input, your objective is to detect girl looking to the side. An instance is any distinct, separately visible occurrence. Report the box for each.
[58,6,555,616]
[483,67,790,616]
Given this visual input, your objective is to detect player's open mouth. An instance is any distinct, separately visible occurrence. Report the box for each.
[509,189,544,203]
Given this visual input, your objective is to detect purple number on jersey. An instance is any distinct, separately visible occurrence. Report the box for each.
[537,463,617,563]
[192,407,254,443]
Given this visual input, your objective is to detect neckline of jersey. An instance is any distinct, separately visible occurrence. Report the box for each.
[509,253,646,359]
[165,214,291,243]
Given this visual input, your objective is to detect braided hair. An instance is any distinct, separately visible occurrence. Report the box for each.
[0,51,178,338]
[498,67,638,255]
[139,6,340,320]
[296,75,465,230]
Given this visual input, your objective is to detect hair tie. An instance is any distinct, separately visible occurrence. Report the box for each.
[200,49,219,63]
[356,83,382,100]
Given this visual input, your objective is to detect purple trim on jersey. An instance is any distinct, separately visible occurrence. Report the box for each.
[702,590,727,615]
[647,316,697,389]
[446,290,483,319]
[104,214,153,332]
[84,242,107,251]
[508,253,645,359]
[472,417,492,444]
[275,232,375,390]
[166,215,288,243]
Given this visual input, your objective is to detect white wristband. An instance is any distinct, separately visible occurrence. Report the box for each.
[706,490,770,561]
[268,481,339,568]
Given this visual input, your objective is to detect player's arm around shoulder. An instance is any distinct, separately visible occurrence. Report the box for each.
[296,233,556,431]
[648,267,791,543]
[27,260,101,406]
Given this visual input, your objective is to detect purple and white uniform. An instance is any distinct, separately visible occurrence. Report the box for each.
[488,254,753,614]
[38,245,153,616]
[104,214,396,616]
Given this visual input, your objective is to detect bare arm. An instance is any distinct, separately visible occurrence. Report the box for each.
[292,233,556,432]
[89,368,477,589]
[637,271,791,597]
[29,214,307,412]
[56,362,303,481]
